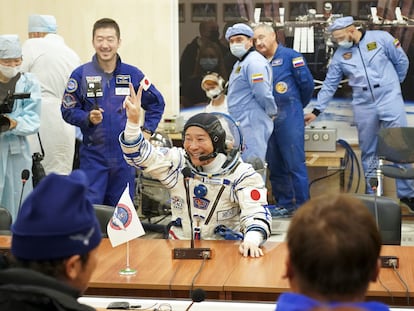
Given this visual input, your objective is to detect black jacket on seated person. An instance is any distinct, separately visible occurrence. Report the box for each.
[0,268,94,311]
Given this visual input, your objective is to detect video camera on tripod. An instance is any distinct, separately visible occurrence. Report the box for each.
[0,92,31,132]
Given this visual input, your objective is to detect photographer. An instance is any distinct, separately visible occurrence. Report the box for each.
[0,34,41,222]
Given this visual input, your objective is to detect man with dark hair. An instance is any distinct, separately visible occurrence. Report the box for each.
[277,193,389,311]
[61,18,165,206]
[0,170,102,310]
[120,84,272,258]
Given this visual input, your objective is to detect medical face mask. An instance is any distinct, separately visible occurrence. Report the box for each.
[0,64,20,79]
[230,43,248,58]
[206,87,222,100]
[338,40,353,49]
[199,58,218,71]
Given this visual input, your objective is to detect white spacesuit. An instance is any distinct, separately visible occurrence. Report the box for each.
[119,112,272,256]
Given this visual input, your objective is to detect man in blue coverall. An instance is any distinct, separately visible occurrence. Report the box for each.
[61,18,165,206]
[254,24,314,217]
[304,16,414,211]
[225,23,277,170]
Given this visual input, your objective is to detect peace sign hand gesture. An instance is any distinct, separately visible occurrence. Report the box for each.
[123,83,143,125]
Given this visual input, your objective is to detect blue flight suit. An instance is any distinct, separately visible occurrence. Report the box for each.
[227,48,277,166]
[267,45,314,210]
[61,55,165,206]
[0,73,41,221]
[276,292,390,311]
[315,30,414,197]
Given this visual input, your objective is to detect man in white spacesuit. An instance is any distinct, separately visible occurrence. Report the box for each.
[305,16,414,211]
[120,84,272,258]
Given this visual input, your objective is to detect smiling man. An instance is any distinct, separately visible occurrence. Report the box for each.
[61,18,165,207]
[119,84,272,258]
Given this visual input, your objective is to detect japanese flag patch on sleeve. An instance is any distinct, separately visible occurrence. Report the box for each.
[239,187,267,204]
[140,76,152,91]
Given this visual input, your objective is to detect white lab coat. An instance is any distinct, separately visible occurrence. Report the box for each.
[22,34,81,174]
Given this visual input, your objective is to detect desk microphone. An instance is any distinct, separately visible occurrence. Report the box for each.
[172,167,212,259]
[185,288,205,311]
[369,177,380,228]
[18,169,30,213]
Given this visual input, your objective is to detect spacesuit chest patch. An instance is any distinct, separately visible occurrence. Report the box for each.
[171,196,185,211]
[271,58,283,66]
[116,75,131,84]
[65,78,78,93]
[275,81,288,93]
[193,197,210,210]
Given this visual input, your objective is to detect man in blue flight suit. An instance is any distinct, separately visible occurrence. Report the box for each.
[254,24,314,217]
[61,18,165,206]
[304,16,414,211]
[225,23,277,171]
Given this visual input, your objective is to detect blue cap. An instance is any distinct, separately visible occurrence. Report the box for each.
[0,35,22,59]
[12,170,102,261]
[225,23,253,41]
[28,14,57,33]
[328,16,354,32]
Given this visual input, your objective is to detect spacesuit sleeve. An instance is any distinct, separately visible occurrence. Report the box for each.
[291,52,315,107]
[61,70,91,131]
[119,129,183,189]
[234,164,272,240]
[382,31,409,83]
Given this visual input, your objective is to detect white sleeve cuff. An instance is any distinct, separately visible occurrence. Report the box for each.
[124,120,142,143]
[244,230,264,246]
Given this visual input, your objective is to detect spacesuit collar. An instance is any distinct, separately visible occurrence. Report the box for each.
[199,153,227,174]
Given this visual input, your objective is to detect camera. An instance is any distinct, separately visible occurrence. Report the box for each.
[0,92,31,114]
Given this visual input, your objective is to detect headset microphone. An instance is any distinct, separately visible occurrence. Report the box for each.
[199,152,217,162]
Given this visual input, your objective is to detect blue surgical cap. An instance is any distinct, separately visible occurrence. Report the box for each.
[28,14,57,33]
[328,16,354,32]
[225,23,253,41]
[0,35,22,59]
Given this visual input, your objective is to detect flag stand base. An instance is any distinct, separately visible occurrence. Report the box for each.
[119,267,137,275]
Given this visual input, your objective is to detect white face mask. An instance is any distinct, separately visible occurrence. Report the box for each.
[206,87,222,100]
[0,64,20,79]
[338,40,353,49]
[230,42,248,58]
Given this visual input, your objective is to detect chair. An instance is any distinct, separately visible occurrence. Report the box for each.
[375,127,414,195]
[352,194,401,245]
[93,204,115,238]
[0,206,12,236]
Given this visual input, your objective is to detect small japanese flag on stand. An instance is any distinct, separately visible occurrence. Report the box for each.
[107,184,145,247]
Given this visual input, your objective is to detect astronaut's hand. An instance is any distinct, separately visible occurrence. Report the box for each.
[304,113,317,126]
[239,231,264,258]
[123,83,142,125]
[89,108,104,125]
[0,115,11,132]
[239,240,264,257]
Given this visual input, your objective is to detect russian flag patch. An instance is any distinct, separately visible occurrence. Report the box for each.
[251,73,264,83]
[292,57,305,68]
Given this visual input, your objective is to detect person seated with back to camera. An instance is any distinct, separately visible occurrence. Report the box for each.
[277,193,390,311]
[119,83,272,258]
[201,72,228,114]
[0,170,102,310]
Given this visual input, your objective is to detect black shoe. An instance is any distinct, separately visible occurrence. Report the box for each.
[400,197,414,213]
